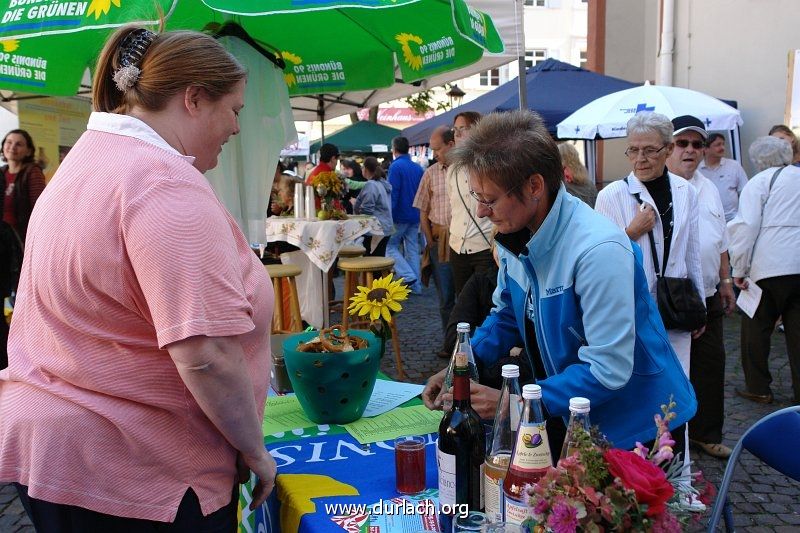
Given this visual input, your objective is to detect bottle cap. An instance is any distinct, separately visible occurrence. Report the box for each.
[456,322,470,332]
[569,397,590,413]
[522,383,541,399]
[501,364,520,378]
[454,353,468,367]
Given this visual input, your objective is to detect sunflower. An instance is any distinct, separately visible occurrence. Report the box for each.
[347,273,410,323]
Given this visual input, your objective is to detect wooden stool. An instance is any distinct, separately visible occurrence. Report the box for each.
[338,256,405,381]
[338,245,366,258]
[265,264,303,334]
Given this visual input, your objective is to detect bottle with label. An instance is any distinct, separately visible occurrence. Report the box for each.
[502,384,552,525]
[440,322,479,412]
[483,364,523,522]
[437,351,486,532]
[559,397,591,463]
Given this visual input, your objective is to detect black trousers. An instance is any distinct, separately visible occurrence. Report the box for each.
[450,248,495,297]
[740,274,800,402]
[15,484,239,533]
[0,315,7,369]
[363,235,388,257]
[689,292,726,444]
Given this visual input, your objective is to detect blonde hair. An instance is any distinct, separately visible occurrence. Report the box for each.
[557,143,590,186]
[93,25,247,113]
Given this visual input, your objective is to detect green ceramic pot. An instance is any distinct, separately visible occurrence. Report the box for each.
[282,329,381,424]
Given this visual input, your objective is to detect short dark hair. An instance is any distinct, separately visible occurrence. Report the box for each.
[319,143,340,162]
[706,132,725,145]
[392,136,410,154]
[454,111,482,127]
[440,128,454,145]
[449,110,562,200]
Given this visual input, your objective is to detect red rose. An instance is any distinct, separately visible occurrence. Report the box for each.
[604,448,674,516]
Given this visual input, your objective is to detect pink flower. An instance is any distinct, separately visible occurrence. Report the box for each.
[633,441,650,459]
[546,502,579,533]
[657,430,675,449]
[651,510,682,532]
[533,497,550,515]
[652,445,674,464]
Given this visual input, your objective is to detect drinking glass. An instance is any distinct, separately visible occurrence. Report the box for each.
[454,511,489,532]
[482,522,523,533]
[394,435,426,494]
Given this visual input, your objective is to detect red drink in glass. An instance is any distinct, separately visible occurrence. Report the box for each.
[395,436,426,494]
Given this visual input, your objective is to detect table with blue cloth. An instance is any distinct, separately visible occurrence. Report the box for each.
[241,383,443,533]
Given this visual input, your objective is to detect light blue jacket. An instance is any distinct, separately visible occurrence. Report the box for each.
[355,178,394,236]
[472,186,696,449]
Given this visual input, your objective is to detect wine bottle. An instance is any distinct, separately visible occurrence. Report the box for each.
[440,322,479,412]
[483,364,522,522]
[437,351,486,532]
[502,384,552,525]
[559,397,591,462]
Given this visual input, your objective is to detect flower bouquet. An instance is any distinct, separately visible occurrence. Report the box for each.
[522,399,715,532]
[311,170,347,220]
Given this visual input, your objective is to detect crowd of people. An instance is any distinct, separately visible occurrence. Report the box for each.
[0,21,798,532]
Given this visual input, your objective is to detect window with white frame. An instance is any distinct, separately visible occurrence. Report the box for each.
[579,50,587,68]
[525,0,546,6]
[479,68,501,86]
[525,49,548,69]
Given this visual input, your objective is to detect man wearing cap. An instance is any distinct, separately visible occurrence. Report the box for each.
[667,115,735,459]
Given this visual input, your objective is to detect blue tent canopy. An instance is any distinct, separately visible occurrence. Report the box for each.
[401,59,639,145]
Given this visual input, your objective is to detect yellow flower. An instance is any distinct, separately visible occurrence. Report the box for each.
[395,32,423,71]
[1,40,19,53]
[87,0,121,20]
[348,273,409,323]
[311,171,344,196]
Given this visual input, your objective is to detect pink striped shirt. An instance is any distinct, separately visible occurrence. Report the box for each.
[0,113,273,521]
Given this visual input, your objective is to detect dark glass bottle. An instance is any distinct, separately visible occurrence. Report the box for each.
[437,352,486,532]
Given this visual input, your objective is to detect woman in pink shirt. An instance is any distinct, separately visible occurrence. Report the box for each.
[0,25,275,532]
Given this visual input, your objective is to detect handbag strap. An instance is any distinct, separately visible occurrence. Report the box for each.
[625,177,663,277]
[763,165,786,209]
[455,171,492,248]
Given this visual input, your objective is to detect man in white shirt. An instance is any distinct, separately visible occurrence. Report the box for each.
[699,133,749,222]
[667,116,735,459]
[728,136,800,406]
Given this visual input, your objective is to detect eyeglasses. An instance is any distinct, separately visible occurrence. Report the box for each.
[674,139,705,150]
[452,125,471,136]
[469,181,523,211]
[624,144,668,159]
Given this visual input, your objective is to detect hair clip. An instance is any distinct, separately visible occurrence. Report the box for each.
[113,28,156,92]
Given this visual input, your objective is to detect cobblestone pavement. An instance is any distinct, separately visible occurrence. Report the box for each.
[2,279,798,531]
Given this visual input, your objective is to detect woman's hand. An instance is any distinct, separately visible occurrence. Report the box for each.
[625,203,657,241]
[422,368,447,410]
[241,449,277,510]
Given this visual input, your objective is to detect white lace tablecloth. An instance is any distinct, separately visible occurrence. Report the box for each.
[265,215,383,272]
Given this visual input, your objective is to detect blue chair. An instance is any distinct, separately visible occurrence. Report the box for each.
[707,405,800,532]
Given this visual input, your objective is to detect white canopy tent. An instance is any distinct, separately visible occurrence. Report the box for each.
[557,82,744,184]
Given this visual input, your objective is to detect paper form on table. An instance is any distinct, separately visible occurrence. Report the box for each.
[736,278,762,319]
[262,395,316,435]
[362,380,425,417]
[344,404,442,444]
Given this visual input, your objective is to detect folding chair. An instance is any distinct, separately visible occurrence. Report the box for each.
[707,405,800,532]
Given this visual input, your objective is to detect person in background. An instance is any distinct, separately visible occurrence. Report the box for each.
[728,136,800,406]
[413,125,455,355]
[306,143,340,185]
[387,136,424,293]
[447,111,495,296]
[422,110,696,456]
[1,129,46,243]
[557,142,597,207]
[698,133,749,222]
[768,124,800,165]
[269,165,302,217]
[666,115,735,460]
[354,156,393,257]
[0,25,276,531]
[340,159,365,213]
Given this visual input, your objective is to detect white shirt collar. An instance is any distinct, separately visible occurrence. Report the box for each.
[87,112,196,164]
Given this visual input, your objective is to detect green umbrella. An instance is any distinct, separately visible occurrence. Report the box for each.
[309,120,399,153]
[0,0,503,97]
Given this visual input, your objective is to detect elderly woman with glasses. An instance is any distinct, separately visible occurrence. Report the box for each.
[421,110,696,455]
[595,111,705,381]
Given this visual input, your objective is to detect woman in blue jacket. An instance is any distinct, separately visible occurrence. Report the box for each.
[354,157,393,256]
[422,110,696,452]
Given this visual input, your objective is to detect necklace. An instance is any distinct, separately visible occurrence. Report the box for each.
[657,202,673,217]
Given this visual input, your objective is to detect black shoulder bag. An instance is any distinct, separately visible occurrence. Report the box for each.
[628,180,706,331]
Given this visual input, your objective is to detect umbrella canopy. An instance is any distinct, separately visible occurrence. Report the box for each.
[557,81,743,140]
[401,59,638,145]
[0,0,503,99]
[309,120,399,154]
